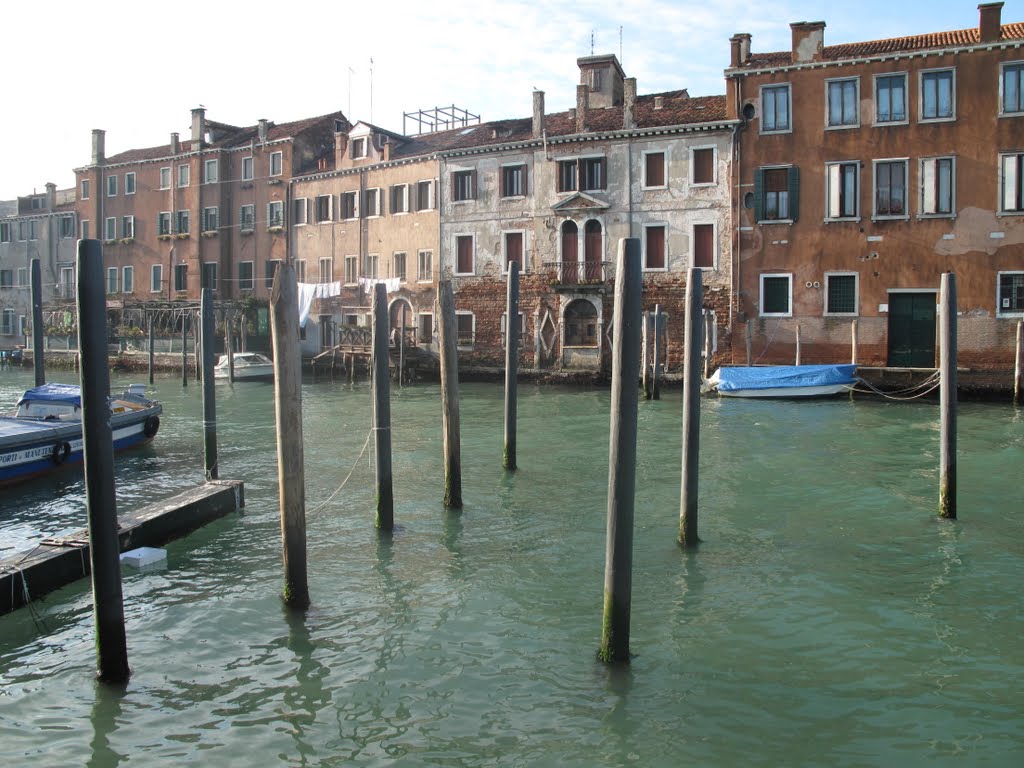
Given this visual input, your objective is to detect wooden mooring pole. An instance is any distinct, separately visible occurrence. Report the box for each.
[271,264,309,608]
[642,311,651,400]
[372,283,394,530]
[1014,319,1023,407]
[201,289,219,480]
[745,320,753,366]
[504,262,520,471]
[437,281,462,508]
[851,319,859,365]
[652,304,662,400]
[181,316,188,387]
[77,240,130,683]
[939,272,957,519]
[703,310,712,379]
[679,268,704,547]
[30,258,45,386]
[599,238,642,665]
[225,318,235,384]
[795,323,802,366]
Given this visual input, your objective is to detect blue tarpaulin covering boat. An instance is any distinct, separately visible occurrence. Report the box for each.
[703,364,859,398]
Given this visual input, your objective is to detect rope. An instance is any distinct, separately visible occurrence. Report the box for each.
[849,371,942,401]
[753,317,785,365]
[307,427,374,517]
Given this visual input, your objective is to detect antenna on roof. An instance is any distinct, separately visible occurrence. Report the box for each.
[369,57,374,124]
[590,31,595,55]
[348,67,355,118]
[619,26,623,65]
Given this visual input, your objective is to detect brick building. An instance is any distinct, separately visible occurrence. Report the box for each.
[726,2,1024,370]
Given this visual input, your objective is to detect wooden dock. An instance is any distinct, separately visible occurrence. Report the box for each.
[0,479,244,616]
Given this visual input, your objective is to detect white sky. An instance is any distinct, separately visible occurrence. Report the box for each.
[1,0,1017,200]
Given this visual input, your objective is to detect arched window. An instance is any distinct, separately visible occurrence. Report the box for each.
[561,221,579,283]
[564,299,598,347]
[584,220,603,281]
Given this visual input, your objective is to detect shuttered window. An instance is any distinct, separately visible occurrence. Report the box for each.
[693,224,714,268]
[644,225,665,269]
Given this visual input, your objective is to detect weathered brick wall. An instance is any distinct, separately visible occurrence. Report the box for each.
[642,276,731,373]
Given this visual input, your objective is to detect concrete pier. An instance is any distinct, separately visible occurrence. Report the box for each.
[0,480,244,616]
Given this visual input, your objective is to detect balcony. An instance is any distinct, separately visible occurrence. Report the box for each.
[543,260,614,293]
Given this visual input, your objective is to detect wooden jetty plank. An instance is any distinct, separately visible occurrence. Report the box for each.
[0,480,244,616]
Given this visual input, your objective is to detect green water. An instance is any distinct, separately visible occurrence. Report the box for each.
[0,370,1022,766]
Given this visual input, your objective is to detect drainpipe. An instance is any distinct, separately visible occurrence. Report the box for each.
[732,76,744,336]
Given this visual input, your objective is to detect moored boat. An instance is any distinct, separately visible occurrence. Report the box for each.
[213,352,274,381]
[703,364,859,398]
[0,383,162,486]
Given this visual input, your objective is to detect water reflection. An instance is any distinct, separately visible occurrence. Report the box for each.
[281,608,330,767]
[88,681,127,768]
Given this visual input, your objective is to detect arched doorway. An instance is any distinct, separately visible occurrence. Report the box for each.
[389,298,413,346]
[584,220,603,281]
[561,220,579,283]
[564,298,599,347]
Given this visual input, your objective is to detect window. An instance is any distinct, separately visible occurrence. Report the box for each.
[367,254,379,280]
[393,252,406,281]
[341,191,358,219]
[23,220,37,241]
[344,255,358,285]
[503,232,524,273]
[178,164,190,187]
[875,73,907,124]
[824,273,858,315]
[201,262,217,291]
[557,160,577,193]
[175,210,191,234]
[920,157,954,216]
[17,268,27,287]
[121,215,134,238]
[267,201,283,228]
[159,167,171,190]
[456,312,475,347]
[827,78,859,127]
[81,220,90,239]
[419,312,434,345]
[240,204,255,231]
[122,266,134,294]
[416,180,434,211]
[202,207,218,233]
[691,147,715,185]
[0,310,14,336]
[644,225,666,270]
[0,222,10,242]
[151,264,162,293]
[826,162,859,220]
[0,270,12,288]
[761,84,791,132]
[104,217,117,241]
[998,272,1024,315]
[60,266,75,299]
[242,156,254,180]
[319,257,334,284]
[174,264,187,292]
[315,195,332,223]
[556,157,606,192]
[239,262,254,291]
[755,166,799,222]
[81,179,91,199]
[921,69,955,121]
[874,160,908,218]
[452,170,475,201]
[269,151,283,176]
[106,267,118,294]
[760,274,792,316]
[363,188,380,217]
[502,165,527,197]
[390,184,409,213]
[107,175,117,197]
[1002,62,1024,115]
[418,250,433,282]
[125,172,136,195]
[501,312,526,349]
[350,137,367,159]
[455,235,474,275]
[643,152,666,188]
[295,260,306,282]
[60,215,75,238]
[693,223,716,269]
[265,260,281,290]
[204,159,219,184]
[1000,153,1024,213]
[292,198,308,226]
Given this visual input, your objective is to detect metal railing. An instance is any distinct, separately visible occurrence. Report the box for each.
[543,260,613,285]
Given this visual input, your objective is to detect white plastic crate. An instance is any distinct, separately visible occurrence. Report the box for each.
[120,547,167,568]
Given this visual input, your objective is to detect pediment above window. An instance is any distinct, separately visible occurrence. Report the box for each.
[551,192,609,213]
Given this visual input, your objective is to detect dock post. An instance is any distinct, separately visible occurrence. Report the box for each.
[437,281,462,508]
[939,272,957,519]
[225,318,235,384]
[31,258,45,386]
[201,289,218,480]
[599,238,642,665]
[1014,319,1023,407]
[702,310,712,379]
[679,268,704,547]
[653,304,663,400]
[76,240,130,683]
[371,283,394,530]
[271,265,309,608]
[181,315,188,387]
[148,315,154,385]
[851,319,859,365]
[642,311,651,400]
[795,323,802,366]
[399,308,406,386]
[504,262,519,471]
[745,320,753,366]
[194,317,201,382]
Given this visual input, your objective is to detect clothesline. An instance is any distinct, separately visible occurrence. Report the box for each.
[295,278,402,328]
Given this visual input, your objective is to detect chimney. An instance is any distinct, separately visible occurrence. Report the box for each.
[191,106,206,146]
[45,182,56,210]
[979,2,1003,43]
[334,130,348,168]
[653,96,664,110]
[91,129,105,165]
[576,84,589,133]
[383,139,392,162]
[791,21,825,63]
[532,90,545,138]
[170,132,180,154]
[730,33,752,67]
[258,118,269,143]
[623,78,637,129]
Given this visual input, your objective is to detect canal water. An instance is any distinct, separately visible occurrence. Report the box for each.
[0,369,1021,766]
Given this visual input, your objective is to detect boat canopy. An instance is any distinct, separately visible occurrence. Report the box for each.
[715,364,858,392]
[17,383,82,407]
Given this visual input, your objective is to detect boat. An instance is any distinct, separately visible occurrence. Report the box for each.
[703,364,859,398]
[213,352,275,381]
[0,383,162,486]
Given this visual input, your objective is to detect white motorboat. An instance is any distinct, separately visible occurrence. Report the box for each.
[213,352,275,381]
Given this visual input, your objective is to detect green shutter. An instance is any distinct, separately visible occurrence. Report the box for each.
[788,166,800,222]
[753,168,764,222]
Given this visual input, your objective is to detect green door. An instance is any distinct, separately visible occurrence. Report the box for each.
[888,292,936,367]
